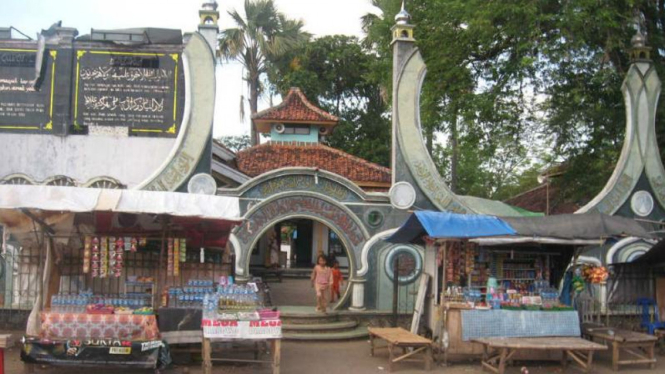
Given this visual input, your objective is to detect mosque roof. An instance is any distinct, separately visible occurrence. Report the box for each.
[236,142,391,189]
[252,88,339,130]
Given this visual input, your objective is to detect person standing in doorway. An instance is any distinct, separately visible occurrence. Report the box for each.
[330,261,344,303]
[311,255,332,313]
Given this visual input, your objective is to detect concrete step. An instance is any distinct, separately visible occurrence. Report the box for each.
[282,325,369,341]
[278,306,341,324]
[282,320,358,334]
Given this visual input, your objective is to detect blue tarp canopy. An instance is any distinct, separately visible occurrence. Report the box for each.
[388,211,654,245]
[387,211,516,244]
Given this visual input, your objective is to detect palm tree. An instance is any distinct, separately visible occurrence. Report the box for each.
[219,0,310,146]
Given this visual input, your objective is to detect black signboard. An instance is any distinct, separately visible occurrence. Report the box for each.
[73,50,185,137]
[0,48,54,133]
[21,337,170,369]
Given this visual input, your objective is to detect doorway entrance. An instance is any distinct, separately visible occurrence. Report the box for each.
[249,218,350,308]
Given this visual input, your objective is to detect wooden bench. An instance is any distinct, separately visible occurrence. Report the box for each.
[473,337,607,374]
[368,327,433,372]
[656,330,665,355]
[585,327,657,371]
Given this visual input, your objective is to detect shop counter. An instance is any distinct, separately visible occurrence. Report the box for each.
[443,303,580,359]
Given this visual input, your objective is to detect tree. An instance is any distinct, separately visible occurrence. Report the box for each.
[269,35,392,166]
[218,0,310,146]
[362,0,665,203]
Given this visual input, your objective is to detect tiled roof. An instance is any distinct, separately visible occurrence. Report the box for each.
[504,183,579,215]
[252,88,339,124]
[236,142,391,185]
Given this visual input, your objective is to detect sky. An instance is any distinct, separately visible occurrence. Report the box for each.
[0,0,382,137]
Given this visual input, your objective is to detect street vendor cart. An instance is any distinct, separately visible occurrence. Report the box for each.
[201,281,282,374]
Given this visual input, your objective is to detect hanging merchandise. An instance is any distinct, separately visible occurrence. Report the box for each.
[100,236,108,278]
[139,237,147,248]
[83,236,91,274]
[180,238,187,262]
[91,237,100,278]
[108,236,117,276]
[124,236,131,252]
[173,238,180,276]
[167,238,174,276]
[131,237,139,252]
[114,237,124,277]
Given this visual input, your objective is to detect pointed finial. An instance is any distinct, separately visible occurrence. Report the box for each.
[395,1,411,25]
[631,29,646,48]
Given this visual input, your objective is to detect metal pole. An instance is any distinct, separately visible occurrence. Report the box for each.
[392,255,399,327]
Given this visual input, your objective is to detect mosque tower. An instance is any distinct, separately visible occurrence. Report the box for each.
[198,0,220,53]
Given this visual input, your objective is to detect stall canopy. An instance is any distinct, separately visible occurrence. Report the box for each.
[0,185,240,220]
[0,185,242,246]
[388,211,653,245]
[387,211,517,243]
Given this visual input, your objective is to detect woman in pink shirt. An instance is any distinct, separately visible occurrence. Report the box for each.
[311,255,333,313]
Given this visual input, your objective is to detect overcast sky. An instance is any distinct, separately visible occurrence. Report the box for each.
[0,0,382,137]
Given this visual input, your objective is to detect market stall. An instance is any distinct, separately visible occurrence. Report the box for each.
[200,276,282,374]
[0,185,241,370]
[387,211,653,361]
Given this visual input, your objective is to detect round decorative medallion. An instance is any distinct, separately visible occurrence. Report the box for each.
[389,182,416,210]
[630,190,654,217]
[365,209,384,228]
[385,246,422,284]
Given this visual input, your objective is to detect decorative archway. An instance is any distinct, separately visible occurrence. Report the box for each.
[229,191,370,309]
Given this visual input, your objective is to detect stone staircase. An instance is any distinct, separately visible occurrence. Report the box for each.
[279,306,369,341]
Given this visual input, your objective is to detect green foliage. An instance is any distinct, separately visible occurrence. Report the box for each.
[219,0,310,145]
[363,0,665,203]
[269,35,392,166]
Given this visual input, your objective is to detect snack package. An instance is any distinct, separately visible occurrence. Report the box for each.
[179,238,187,262]
[167,238,174,276]
[100,236,108,278]
[83,236,92,274]
[91,237,100,278]
[173,238,180,276]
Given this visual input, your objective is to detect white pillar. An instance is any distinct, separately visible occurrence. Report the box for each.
[349,279,366,311]
[423,243,438,330]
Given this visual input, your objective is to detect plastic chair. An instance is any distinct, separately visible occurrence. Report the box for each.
[637,298,665,334]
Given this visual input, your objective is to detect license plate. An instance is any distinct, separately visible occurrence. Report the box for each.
[109,347,132,355]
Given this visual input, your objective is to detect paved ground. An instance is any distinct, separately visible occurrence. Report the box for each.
[4,332,663,374]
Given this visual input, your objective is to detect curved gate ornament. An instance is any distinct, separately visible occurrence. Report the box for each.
[394,49,471,213]
[231,192,369,278]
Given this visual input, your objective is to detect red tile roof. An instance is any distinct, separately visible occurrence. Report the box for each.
[236,142,391,186]
[252,88,339,124]
[504,184,579,215]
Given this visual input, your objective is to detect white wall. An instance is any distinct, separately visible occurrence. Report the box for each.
[0,133,175,188]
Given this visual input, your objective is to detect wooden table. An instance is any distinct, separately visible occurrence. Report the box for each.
[202,337,281,374]
[585,327,657,371]
[368,327,433,372]
[0,335,13,374]
[657,330,665,354]
[473,337,607,374]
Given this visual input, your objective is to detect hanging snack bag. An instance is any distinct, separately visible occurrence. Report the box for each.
[173,238,180,276]
[180,238,187,262]
[131,237,139,252]
[167,238,174,276]
[124,236,132,252]
[91,237,100,278]
[83,236,92,274]
[100,236,108,278]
